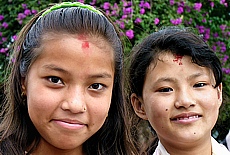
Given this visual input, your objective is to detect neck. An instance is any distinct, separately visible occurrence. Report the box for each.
[30,138,85,155]
[160,137,212,155]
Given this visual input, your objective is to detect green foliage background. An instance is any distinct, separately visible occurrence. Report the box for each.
[0,0,229,141]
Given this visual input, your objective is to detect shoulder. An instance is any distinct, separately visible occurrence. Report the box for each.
[211,137,230,155]
[153,141,170,155]
[226,130,230,150]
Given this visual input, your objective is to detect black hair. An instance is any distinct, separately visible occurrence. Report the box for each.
[127,26,223,154]
[0,4,137,155]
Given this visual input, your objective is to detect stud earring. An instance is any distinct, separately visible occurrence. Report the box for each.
[21,91,26,97]
[21,91,27,104]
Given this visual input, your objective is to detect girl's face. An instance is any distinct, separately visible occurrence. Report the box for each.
[22,34,114,154]
[131,53,222,150]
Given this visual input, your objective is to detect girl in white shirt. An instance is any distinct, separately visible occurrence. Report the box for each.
[128,26,230,155]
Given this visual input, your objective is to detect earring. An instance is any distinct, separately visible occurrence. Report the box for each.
[21,91,26,97]
[21,91,27,103]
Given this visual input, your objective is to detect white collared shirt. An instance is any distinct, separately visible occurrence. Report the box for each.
[153,137,230,155]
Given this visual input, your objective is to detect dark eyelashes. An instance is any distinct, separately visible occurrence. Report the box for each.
[158,87,173,92]
[193,83,207,88]
[47,76,63,84]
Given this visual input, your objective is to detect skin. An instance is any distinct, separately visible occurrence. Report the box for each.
[22,34,114,155]
[131,52,222,155]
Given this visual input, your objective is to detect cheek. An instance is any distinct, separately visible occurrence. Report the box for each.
[91,97,111,116]
[197,93,220,124]
[144,96,170,117]
[144,101,165,126]
[90,93,112,121]
[27,90,57,120]
[143,97,171,128]
[200,93,220,111]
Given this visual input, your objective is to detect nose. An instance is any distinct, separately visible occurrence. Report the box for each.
[61,86,87,113]
[174,88,196,109]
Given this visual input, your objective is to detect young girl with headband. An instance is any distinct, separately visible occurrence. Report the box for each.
[127,26,230,155]
[0,2,136,155]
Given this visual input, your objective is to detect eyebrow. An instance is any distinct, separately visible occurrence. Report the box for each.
[88,72,112,79]
[42,64,70,75]
[42,64,112,79]
[187,72,207,80]
[154,77,177,84]
[155,72,207,83]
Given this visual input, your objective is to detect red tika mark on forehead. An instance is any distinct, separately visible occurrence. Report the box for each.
[82,41,89,49]
[77,34,87,40]
[77,35,90,49]
[173,54,183,65]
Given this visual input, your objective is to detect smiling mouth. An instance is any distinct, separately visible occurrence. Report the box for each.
[172,115,200,121]
[170,115,202,121]
[52,119,86,130]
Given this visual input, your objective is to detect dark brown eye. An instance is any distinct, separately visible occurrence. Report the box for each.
[194,83,207,88]
[48,76,62,84]
[158,87,173,92]
[89,83,104,90]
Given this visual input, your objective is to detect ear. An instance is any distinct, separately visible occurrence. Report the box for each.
[21,77,27,94]
[130,93,148,120]
[217,83,222,107]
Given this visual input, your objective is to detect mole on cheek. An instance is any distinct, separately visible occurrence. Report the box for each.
[165,109,168,111]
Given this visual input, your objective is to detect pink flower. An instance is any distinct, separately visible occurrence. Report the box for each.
[212,45,217,51]
[220,25,226,31]
[0,48,8,53]
[169,0,174,5]
[194,3,202,11]
[202,18,206,23]
[12,35,17,41]
[31,10,37,14]
[213,32,218,38]
[120,21,125,29]
[220,0,225,4]
[2,22,8,28]
[17,13,26,20]
[0,15,4,21]
[170,18,182,25]
[18,20,23,25]
[224,3,228,7]
[24,9,31,16]
[154,18,160,25]
[210,2,214,7]
[126,30,134,39]
[122,15,127,19]
[177,7,184,14]
[2,37,7,42]
[22,3,27,9]
[135,18,142,24]
[140,8,145,14]
[144,2,151,9]
[103,2,110,10]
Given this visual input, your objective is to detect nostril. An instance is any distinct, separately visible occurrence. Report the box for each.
[174,99,196,109]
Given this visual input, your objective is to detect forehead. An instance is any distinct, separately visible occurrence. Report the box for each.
[42,32,108,44]
[31,33,115,69]
[40,32,114,53]
[147,53,214,77]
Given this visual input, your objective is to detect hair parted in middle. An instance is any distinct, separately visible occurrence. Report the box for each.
[0,2,137,155]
